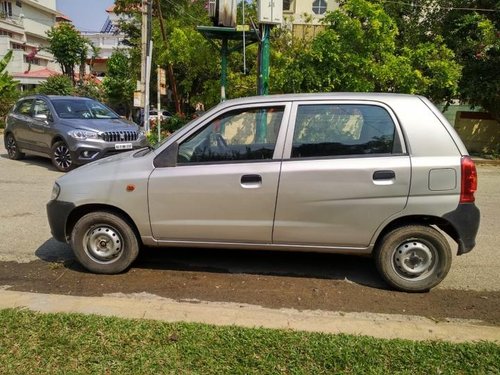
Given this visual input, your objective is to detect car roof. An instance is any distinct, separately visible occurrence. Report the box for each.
[220,92,418,106]
[205,92,424,116]
[16,95,94,101]
[47,96,93,101]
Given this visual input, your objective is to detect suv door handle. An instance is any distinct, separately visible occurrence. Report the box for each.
[241,174,262,188]
[373,170,395,180]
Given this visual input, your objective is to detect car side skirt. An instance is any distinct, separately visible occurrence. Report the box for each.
[141,236,373,255]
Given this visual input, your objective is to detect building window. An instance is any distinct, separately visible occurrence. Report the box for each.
[283,0,295,13]
[15,0,21,7]
[1,1,13,17]
[11,42,24,50]
[0,29,13,37]
[312,0,327,15]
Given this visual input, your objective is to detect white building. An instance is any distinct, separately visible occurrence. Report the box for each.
[81,5,130,79]
[0,0,62,89]
[283,0,339,39]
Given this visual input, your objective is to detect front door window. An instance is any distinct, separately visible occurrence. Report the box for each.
[177,106,285,164]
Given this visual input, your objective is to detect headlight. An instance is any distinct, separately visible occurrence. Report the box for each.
[50,183,60,201]
[68,130,99,140]
[138,130,146,138]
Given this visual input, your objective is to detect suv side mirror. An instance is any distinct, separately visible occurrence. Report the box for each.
[153,142,179,168]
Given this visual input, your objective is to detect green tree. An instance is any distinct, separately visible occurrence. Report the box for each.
[45,23,92,84]
[74,79,105,102]
[383,0,500,119]
[37,74,74,95]
[0,50,19,127]
[102,50,136,117]
[441,6,499,119]
[273,0,461,104]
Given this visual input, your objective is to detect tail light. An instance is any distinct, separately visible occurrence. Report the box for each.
[460,156,477,203]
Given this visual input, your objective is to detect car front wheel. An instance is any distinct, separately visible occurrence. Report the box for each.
[375,225,452,292]
[51,140,74,172]
[70,211,140,274]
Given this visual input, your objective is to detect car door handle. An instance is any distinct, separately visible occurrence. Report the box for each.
[241,174,262,188]
[373,170,395,180]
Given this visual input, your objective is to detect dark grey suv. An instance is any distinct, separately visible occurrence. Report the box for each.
[4,95,148,171]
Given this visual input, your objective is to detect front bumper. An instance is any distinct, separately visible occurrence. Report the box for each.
[47,200,75,243]
[443,203,480,255]
[67,137,149,165]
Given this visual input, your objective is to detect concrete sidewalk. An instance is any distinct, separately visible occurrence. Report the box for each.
[1,289,498,343]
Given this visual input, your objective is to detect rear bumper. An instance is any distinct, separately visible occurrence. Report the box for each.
[443,203,480,255]
[47,200,75,243]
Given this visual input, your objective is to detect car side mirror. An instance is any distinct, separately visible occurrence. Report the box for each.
[153,142,179,168]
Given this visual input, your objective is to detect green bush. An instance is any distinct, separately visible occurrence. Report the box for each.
[147,114,190,145]
[37,74,73,96]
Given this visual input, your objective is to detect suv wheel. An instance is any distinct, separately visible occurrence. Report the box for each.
[375,225,452,292]
[51,141,74,172]
[71,211,140,274]
[5,133,25,160]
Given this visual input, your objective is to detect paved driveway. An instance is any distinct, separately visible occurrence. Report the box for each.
[0,134,498,291]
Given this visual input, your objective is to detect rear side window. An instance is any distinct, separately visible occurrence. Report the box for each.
[14,100,33,116]
[291,104,401,158]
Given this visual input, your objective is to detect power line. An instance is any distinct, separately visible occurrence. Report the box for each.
[162,0,206,25]
[379,0,500,13]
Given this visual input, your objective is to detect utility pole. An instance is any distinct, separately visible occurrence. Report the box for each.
[257,24,270,96]
[140,0,152,131]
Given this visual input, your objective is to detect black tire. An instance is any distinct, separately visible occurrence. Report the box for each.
[70,211,140,274]
[51,140,74,172]
[374,225,452,292]
[4,133,25,160]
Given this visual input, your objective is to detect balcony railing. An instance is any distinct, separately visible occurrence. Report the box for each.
[0,12,23,27]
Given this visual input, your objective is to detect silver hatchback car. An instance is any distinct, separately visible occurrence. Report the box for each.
[47,93,479,292]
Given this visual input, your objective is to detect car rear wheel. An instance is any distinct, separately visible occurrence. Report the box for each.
[51,141,74,172]
[375,225,452,292]
[5,133,25,160]
[71,211,139,274]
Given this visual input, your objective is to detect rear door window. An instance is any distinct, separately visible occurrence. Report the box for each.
[291,104,401,158]
[33,99,51,118]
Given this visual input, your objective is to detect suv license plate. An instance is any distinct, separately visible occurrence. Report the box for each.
[115,143,133,150]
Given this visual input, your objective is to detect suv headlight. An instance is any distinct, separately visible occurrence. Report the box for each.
[68,130,99,140]
[50,183,60,201]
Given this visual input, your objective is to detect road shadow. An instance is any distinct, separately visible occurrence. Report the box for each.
[34,239,387,289]
[136,246,387,289]
[35,238,75,263]
[0,152,59,171]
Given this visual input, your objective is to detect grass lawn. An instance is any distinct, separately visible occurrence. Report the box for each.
[1,308,499,374]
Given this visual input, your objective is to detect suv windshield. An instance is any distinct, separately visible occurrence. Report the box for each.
[52,99,120,120]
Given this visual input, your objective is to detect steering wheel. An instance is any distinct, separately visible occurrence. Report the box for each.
[215,133,228,149]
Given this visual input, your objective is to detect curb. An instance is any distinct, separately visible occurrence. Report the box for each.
[0,289,498,343]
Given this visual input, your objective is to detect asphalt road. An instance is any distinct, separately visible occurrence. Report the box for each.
[0,134,499,292]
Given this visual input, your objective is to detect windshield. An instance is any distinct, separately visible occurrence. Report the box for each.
[52,99,120,120]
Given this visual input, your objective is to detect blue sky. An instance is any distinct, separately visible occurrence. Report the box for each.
[56,0,115,32]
